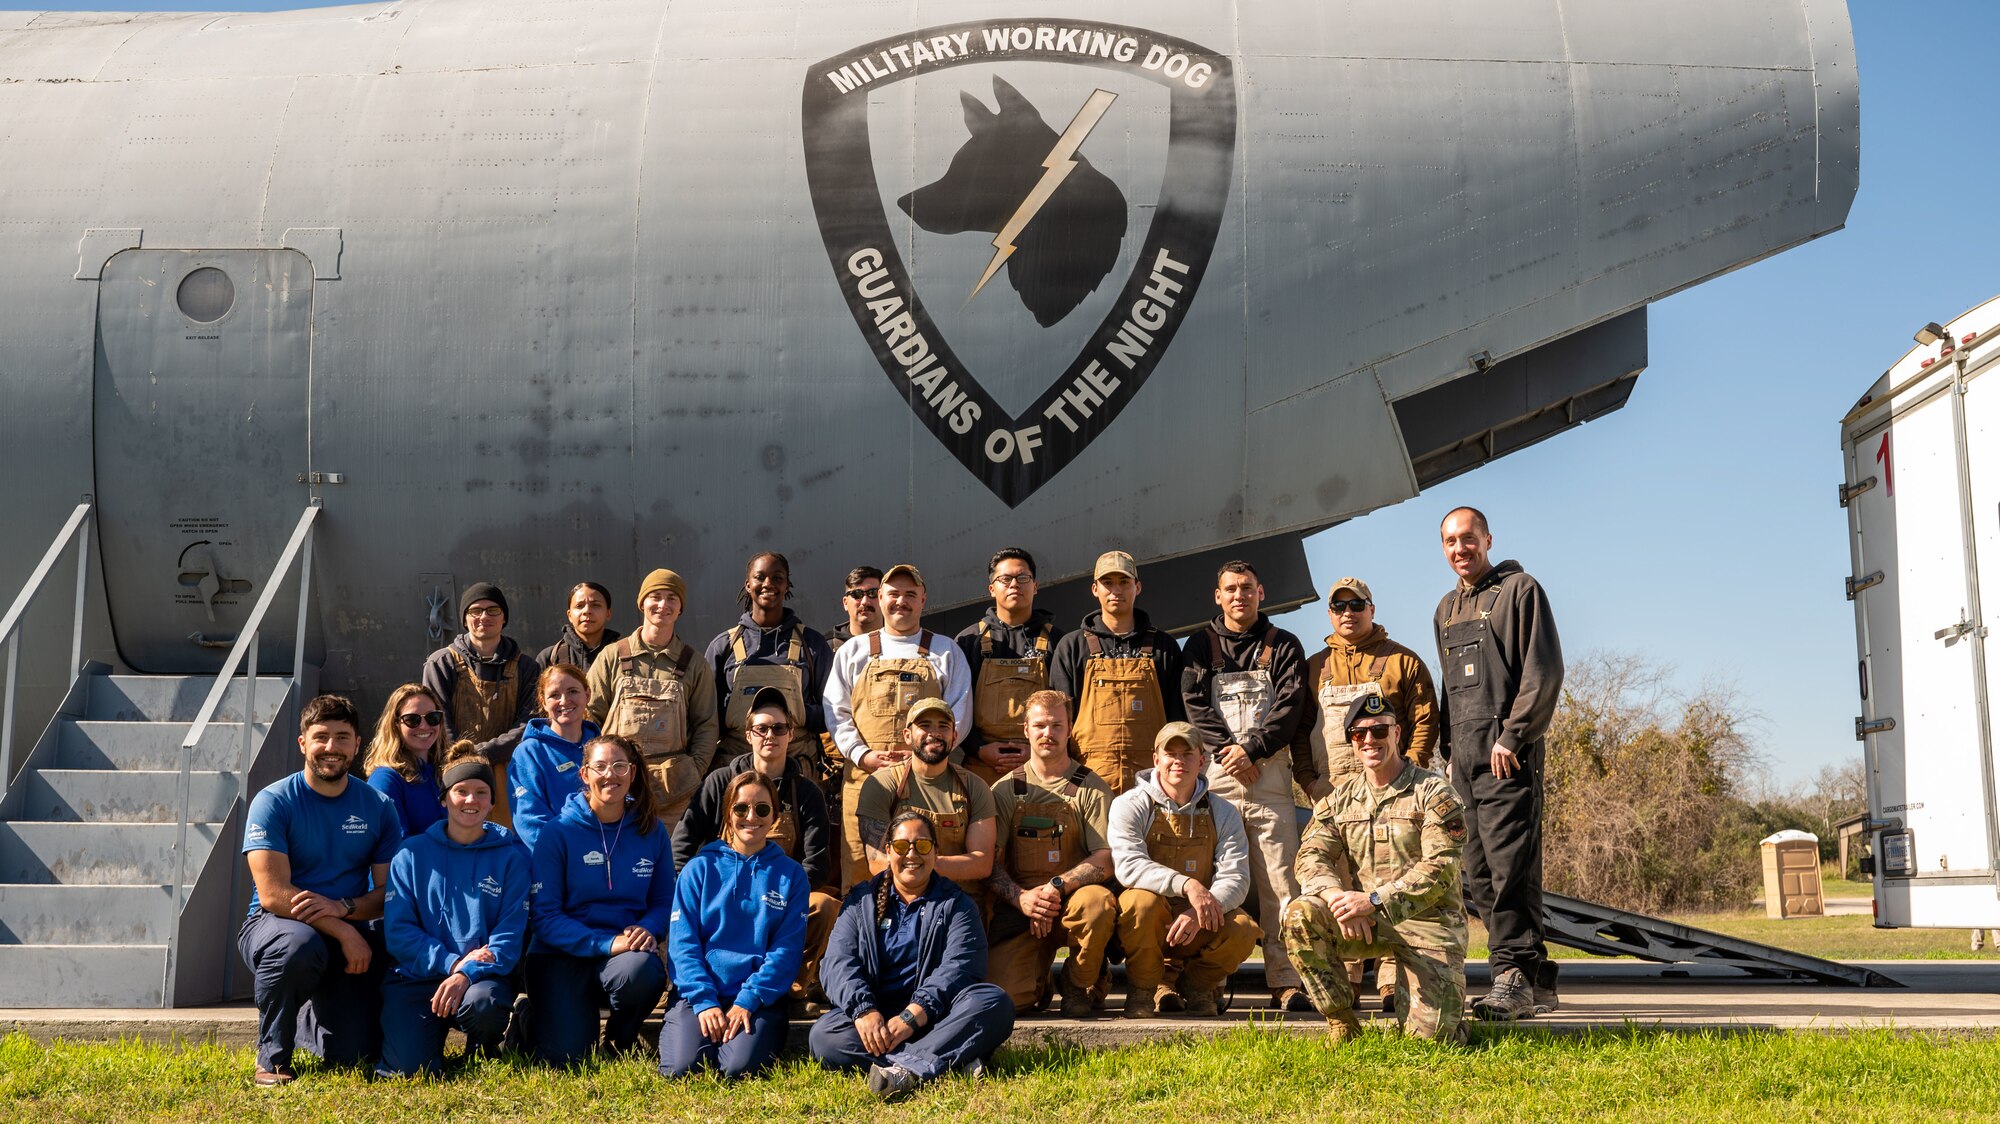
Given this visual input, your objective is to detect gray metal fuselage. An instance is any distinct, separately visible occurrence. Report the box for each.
[0,0,1857,710]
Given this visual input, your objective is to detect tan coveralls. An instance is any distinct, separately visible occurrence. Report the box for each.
[984,762,1117,1009]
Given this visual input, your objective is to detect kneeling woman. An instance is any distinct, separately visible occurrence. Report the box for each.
[811,811,1015,1101]
[527,734,676,1066]
[379,759,531,1076]
[659,771,809,1079]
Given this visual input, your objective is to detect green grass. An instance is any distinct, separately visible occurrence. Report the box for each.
[3,1028,1996,1122]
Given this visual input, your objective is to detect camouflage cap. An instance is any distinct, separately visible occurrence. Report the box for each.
[1092,550,1138,581]
[1343,692,1396,733]
[904,696,955,726]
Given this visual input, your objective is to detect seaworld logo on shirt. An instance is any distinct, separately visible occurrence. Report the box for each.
[341,814,370,836]
[762,890,789,911]
[633,858,656,879]
[478,875,504,897]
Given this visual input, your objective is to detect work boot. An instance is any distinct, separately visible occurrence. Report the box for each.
[1185,988,1222,1018]
[1472,967,1534,1021]
[502,993,532,1055]
[1123,990,1157,1019]
[1153,984,1185,1013]
[1533,977,1560,1015]
[1378,988,1397,1017]
[1322,1009,1364,1045]
[1059,975,1095,1018]
[869,1063,920,1102]
[1270,987,1312,1013]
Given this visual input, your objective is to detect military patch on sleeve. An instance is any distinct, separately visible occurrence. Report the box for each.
[1427,789,1466,841]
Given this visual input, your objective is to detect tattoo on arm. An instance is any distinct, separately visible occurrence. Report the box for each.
[858,817,888,855]
[1056,859,1109,888]
[987,865,1027,906]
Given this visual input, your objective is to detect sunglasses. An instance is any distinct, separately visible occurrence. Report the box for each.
[398,712,445,729]
[730,802,774,819]
[747,723,791,740]
[887,838,935,857]
[1350,724,1397,742]
[586,761,636,776]
[845,588,879,601]
[1330,598,1372,613]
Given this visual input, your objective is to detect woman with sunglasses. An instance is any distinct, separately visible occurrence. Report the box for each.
[509,664,601,853]
[657,771,809,1079]
[526,734,674,1066]
[811,811,1015,1102]
[364,683,451,837]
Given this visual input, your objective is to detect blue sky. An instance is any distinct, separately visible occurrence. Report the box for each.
[25,1,1993,783]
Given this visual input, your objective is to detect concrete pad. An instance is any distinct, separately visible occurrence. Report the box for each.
[3,960,1994,1052]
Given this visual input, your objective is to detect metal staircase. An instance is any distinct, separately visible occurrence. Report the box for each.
[0,500,320,1007]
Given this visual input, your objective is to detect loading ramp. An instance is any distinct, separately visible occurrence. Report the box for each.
[1542,892,1902,988]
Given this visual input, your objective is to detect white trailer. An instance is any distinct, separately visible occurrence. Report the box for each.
[1843,295,2000,929]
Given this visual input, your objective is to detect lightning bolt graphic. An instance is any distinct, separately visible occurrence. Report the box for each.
[967,88,1119,304]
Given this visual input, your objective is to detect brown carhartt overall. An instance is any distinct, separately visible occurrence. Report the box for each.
[839,630,941,891]
[603,635,698,830]
[985,764,1116,1009]
[717,624,810,772]
[448,647,520,827]
[1071,633,1164,796]
[1115,798,1263,995]
[967,620,1055,788]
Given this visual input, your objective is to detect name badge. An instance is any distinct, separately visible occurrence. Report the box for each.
[1374,824,1389,842]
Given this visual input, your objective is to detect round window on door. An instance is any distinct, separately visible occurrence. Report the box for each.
[175,266,235,323]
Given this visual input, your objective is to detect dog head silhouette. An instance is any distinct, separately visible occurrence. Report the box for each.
[898,76,1127,328]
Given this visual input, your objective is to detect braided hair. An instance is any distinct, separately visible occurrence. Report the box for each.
[874,809,937,930]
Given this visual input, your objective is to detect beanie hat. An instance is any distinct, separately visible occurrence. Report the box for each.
[637,568,686,609]
[460,582,508,623]
[440,758,496,798]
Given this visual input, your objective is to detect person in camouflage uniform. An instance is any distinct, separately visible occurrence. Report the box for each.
[1282,693,1468,1044]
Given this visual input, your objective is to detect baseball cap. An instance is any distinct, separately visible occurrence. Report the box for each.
[1328,577,1373,602]
[1093,550,1138,581]
[905,696,955,726]
[883,563,925,588]
[1154,720,1206,756]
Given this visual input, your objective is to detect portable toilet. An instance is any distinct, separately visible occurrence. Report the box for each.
[1760,830,1825,919]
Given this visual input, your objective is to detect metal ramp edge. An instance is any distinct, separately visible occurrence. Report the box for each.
[1543,892,1903,988]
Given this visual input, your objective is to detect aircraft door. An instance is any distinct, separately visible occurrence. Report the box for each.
[92,249,314,674]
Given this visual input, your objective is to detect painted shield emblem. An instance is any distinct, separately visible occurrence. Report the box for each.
[803,20,1236,507]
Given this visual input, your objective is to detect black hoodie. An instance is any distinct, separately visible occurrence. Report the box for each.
[1431,559,1564,760]
[1179,612,1309,761]
[1048,609,1185,724]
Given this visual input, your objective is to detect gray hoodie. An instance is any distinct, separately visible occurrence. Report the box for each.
[1107,768,1251,911]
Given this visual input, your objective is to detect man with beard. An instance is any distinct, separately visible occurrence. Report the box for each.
[239,695,404,1086]
[855,697,995,911]
[706,552,834,776]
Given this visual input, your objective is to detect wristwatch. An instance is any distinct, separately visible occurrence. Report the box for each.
[1049,876,1066,897]
[1366,890,1381,909]
[896,1010,921,1031]
[339,896,356,918]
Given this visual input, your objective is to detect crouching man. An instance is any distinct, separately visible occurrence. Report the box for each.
[1282,694,1469,1044]
[1109,722,1261,1018]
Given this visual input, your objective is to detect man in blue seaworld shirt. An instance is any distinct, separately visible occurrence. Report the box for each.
[238,695,403,1086]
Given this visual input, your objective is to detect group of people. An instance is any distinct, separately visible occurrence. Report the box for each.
[237,505,1563,1091]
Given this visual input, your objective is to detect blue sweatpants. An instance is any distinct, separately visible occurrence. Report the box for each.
[656,998,788,1079]
[376,974,514,1077]
[809,982,1014,1080]
[526,949,667,1066]
[238,911,389,1072]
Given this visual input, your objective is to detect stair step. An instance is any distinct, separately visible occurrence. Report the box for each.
[0,822,225,885]
[55,720,263,773]
[84,675,288,724]
[0,884,180,944]
[0,944,167,1007]
[16,770,238,824]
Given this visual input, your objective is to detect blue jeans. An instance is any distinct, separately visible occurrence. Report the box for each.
[809,982,1014,1080]
[376,974,513,1076]
[656,997,787,1079]
[525,949,666,1066]
[237,911,388,1072]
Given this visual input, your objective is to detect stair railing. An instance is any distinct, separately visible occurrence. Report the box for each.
[0,497,94,804]
[163,500,320,1003]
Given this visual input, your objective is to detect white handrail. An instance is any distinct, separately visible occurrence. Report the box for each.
[0,497,93,801]
[164,500,320,1006]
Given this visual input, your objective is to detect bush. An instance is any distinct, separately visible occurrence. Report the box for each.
[1542,653,1762,913]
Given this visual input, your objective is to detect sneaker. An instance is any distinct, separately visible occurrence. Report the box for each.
[502,993,532,1055]
[1270,987,1313,1013]
[1532,978,1560,1015]
[1322,1010,1364,1045]
[252,1067,294,1087]
[1185,989,1221,1018]
[960,1058,988,1082]
[1122,990,1157,1019]
[868,1062,920,1102]
[1153,985,1186,1013]
[1378,988,1398,1017]
[1472,966,1534,1021]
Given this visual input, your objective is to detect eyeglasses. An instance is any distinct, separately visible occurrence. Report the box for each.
[887,838,935,857]
[747,723,792,740]
[730,802,774,819]
[1350,725,1396,742]
[586,761,636,776]
[465,606,504,619]
[991,573,1035,586]
[845,588,878,601]
[1330,599,1372,613]
[398,712,445,729]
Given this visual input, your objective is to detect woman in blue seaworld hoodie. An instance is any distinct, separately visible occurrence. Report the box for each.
[378,759,531,1077]
[508,664,601,852]
[526,734,675,1066]
[811,810,1015,1102]
[363,683,451,838]
[658,771,809,1079]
